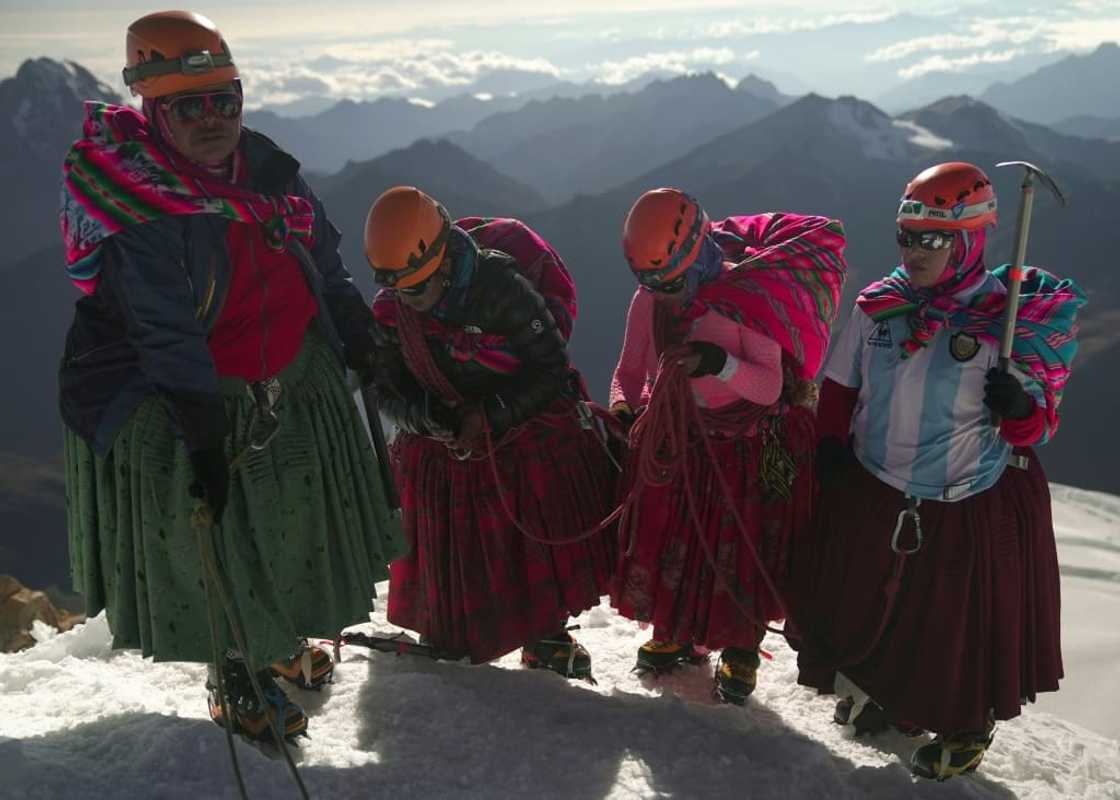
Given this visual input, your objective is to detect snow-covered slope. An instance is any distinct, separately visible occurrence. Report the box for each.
[2,486,1119,800]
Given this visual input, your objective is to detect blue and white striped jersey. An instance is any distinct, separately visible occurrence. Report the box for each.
[825,274,1045,502]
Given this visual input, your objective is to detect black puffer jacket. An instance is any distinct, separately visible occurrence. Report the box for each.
[371,244,570,439]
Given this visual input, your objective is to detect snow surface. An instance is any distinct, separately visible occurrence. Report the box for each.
[2,485,1119,800]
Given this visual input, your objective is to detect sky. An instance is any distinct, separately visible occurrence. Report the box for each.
[2,1,1120,111]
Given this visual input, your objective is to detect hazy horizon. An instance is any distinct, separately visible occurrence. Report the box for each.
[3,1,1120,112]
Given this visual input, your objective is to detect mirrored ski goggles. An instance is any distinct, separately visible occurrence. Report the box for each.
[896,227,954,251]
[162,90,242,124]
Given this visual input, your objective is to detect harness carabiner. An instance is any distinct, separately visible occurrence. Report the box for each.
[246,377,282,451]
[890,496,923,555]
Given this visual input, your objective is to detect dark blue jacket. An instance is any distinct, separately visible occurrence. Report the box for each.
[59,129,371,455]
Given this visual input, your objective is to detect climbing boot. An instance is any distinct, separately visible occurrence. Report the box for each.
[713,647,761,705]
[521,630,593,681]
[207,656,308,742]
[910,719,995,780]
[271,639,334,690]
[634,639,707,674]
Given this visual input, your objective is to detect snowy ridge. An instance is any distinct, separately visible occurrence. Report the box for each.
[891,119,955,151]
[824,97,944,161]
[2,487,1119,799]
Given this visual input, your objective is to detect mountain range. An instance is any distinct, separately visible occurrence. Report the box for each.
[244,70,702,175]
[2,55,1119,593]
[981,42,1120,125]
[449,73,785,204]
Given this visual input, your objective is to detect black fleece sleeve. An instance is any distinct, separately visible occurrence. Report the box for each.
[479,265,569,437]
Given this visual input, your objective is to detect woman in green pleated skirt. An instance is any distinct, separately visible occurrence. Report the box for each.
[59,22,406,740]
[65,332,403,669]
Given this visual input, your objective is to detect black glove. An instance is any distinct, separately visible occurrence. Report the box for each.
[984,368,1035,420]
[188,447,230,524]
[688,341,728,377]
[815,436,851,489]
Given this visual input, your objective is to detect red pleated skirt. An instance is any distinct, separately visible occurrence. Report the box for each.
[792,449,1063,734]
[387,400,619,663]
[610,406,816,650]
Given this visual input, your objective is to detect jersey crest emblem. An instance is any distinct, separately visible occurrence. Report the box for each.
[950,332,980,362]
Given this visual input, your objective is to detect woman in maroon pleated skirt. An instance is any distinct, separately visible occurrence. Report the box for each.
[363,186,616,677]
[793,161,1085,779]
[607,188,847,703]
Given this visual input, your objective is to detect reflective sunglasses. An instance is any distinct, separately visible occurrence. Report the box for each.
[162,91,243,124]
[896,228,954,251]
[636,270,687,294]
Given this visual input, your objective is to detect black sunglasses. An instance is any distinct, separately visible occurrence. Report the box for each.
[896,228,954,251]
[162,91,242,124]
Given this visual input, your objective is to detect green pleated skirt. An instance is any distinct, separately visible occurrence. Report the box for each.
[64,331,405,666]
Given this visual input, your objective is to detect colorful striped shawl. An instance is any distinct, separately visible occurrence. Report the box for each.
[60,101,315,294]
[372,292,522,377]
[857,265,1086,435]
[680,213,848,380]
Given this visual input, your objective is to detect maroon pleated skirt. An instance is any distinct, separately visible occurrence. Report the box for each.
[610,406,816,650]
[792,449,1063,734]
[387,400,618,663]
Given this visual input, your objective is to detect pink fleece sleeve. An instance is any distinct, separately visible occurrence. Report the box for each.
[719,326,783,405]
[609,289,654,409]
[688,312,783,407]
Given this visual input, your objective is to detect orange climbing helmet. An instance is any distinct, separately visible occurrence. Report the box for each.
[364,186,452,289]
[622,188,711,286]
[897,162,998,232]
[123,11,239,98]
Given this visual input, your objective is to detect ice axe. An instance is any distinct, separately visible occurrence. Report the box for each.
[994,161,1068,374]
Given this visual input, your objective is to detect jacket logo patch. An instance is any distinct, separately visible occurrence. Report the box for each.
[950,332,980,362]
[867,322,893,349]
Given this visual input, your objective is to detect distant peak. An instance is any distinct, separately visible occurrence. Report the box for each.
[920,95,991,114]
[9,57,118,101]
[646,72,728,93]
[736,73,780,96]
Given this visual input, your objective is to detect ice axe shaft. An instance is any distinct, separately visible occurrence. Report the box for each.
[998,173,1034,372]
[995,161,1068,373]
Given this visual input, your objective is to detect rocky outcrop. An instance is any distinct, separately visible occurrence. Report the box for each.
[0,575,84,653]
